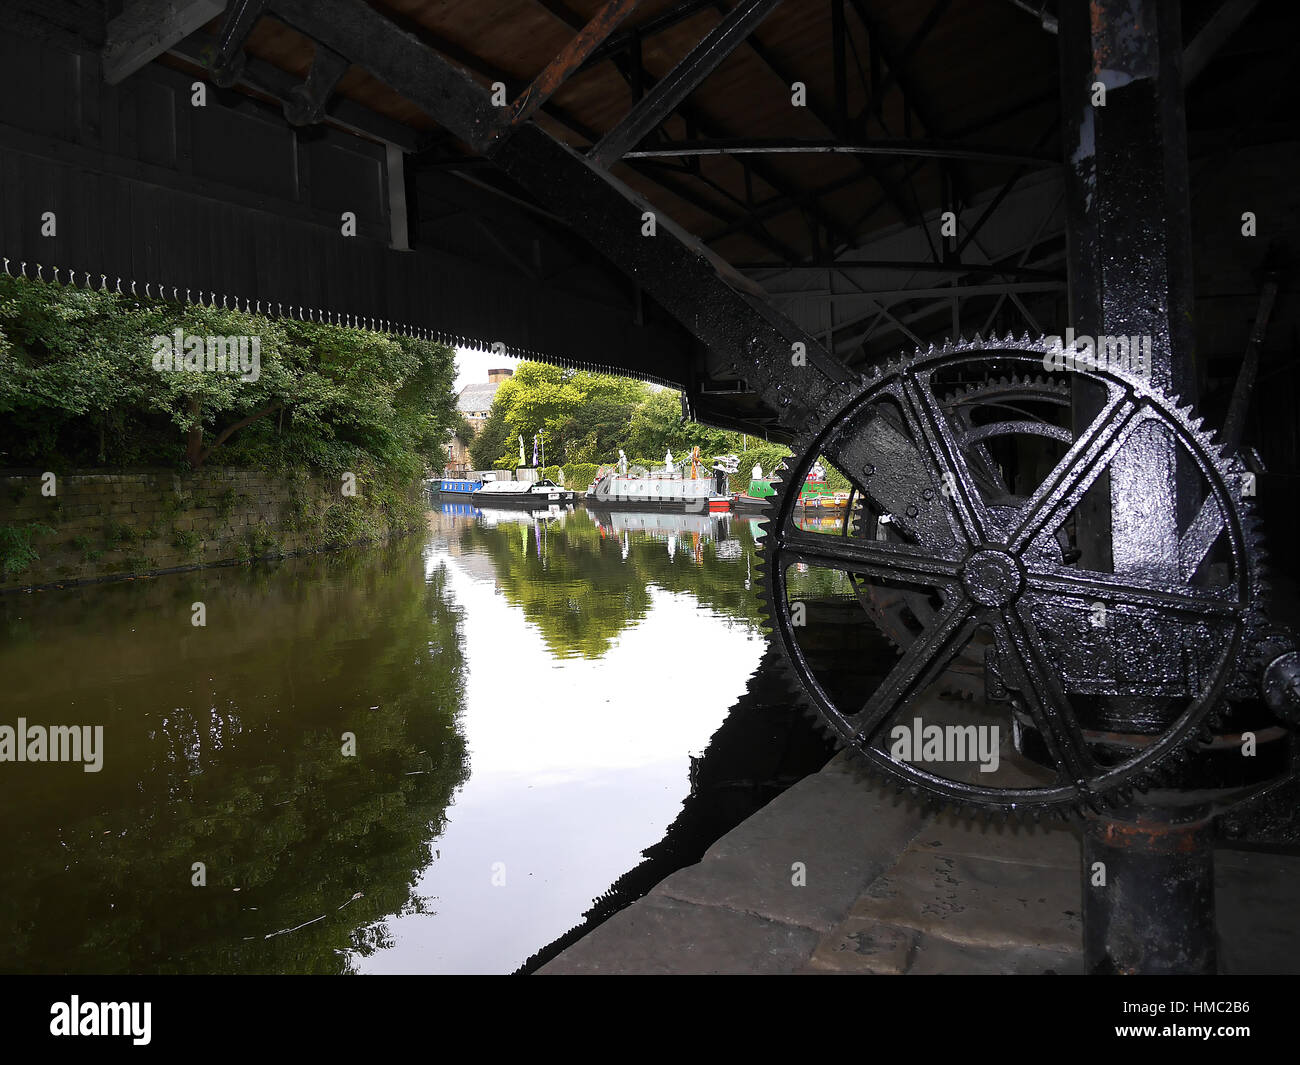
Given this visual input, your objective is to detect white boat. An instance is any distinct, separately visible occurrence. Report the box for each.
[587,465,732,513]
[470,478,577,506]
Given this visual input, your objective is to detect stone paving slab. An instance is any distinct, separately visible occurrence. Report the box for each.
[848,847,1083,953]
[804,920,916,973]
[541,737,1300,975]
[649,762,932,934]
[803,917,1085,974]
[906,933,1083,974]
[906,812,1082,870]
[537,894,819,974]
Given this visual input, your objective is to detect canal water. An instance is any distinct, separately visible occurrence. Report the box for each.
[0,501,834,974]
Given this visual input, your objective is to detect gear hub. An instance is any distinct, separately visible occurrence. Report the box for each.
[962,549,1024,607]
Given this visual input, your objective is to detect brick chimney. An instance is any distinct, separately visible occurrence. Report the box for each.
[487,368,513,384]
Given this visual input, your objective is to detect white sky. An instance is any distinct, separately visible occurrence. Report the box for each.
[452,346,664,395]
[454,346,519,394]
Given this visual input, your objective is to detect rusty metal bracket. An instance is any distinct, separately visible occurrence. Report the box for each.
[496,0,643,135]
[284,41,350,126]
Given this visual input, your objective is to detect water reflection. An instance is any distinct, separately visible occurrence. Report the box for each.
[1,502,829,975]
[0,544,468,974]
[450,506,762,660]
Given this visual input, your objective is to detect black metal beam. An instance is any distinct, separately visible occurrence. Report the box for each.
[844,0,968,204]
[624,136,1057,167]
[395,0,831,261]
[832,0,848,138]
[429,141,811,262]
[609,49,862,257]
[952,120,1058,257]
[211,0,268,88]
[1060,0,1210,976]
[700,170,875,244]
[535,0,859,257]
[102,0,223,85]
[770,279,1064,304]
[266,0,855,424]
[845,0,953,139]
[590,0,784,168]
[737,259,1063,281]
[979,188,1065,333]
[1184,0,1261,84]
[577,0,717,71]
[353,0,799,259]
[348,5,603,147]
[170,31,428,152]
[626,161,805,262]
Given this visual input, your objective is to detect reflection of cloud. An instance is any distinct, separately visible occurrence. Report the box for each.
[367,547,765,974]
[447,551,499,584]
[593,510,729,539]
[437,555,758,774]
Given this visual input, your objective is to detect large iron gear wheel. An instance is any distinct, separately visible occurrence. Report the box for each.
[759,336,1267,818]
[841,373,1077,698]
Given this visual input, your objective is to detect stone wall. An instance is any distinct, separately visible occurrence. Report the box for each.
[0,467,424,593]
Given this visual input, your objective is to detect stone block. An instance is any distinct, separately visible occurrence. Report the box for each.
[905,813,1082,870]
[907,931,1082,974]
[652,769,930,934]
[805,920,915,974]
[538,895,818,975]
[849,848,1082,953]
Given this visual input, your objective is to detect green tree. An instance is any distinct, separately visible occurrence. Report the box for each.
[551,372,649,463]
[0,275,458,479]
[625,388,683,459]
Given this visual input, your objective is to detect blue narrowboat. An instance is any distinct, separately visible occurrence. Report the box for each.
[437,477,483,495]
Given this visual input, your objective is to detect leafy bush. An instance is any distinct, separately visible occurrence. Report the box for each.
[734,445,793,483]
[539,462,600,491]
[0,522,53,578]
[0,274,457,480]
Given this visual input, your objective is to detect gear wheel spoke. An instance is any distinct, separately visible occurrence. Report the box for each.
[898,374,993,547]
[1008,390,1144,554]
[1026,568,1239,619]
[848,597,978,742]
[779,530,962,586]
[993,605,1096,786]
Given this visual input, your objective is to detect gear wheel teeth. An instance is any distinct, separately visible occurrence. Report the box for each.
[758,334,1267,823]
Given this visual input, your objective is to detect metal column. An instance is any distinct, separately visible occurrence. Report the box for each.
[1059,0,1215,973]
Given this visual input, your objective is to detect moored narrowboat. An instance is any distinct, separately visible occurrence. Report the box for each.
[470,478,576,506]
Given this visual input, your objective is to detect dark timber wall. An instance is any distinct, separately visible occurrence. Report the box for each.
[0,35,693,385]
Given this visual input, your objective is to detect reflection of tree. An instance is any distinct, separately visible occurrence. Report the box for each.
[0,542,468,974]
[459,513,653,658]
[459,510,769,659]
